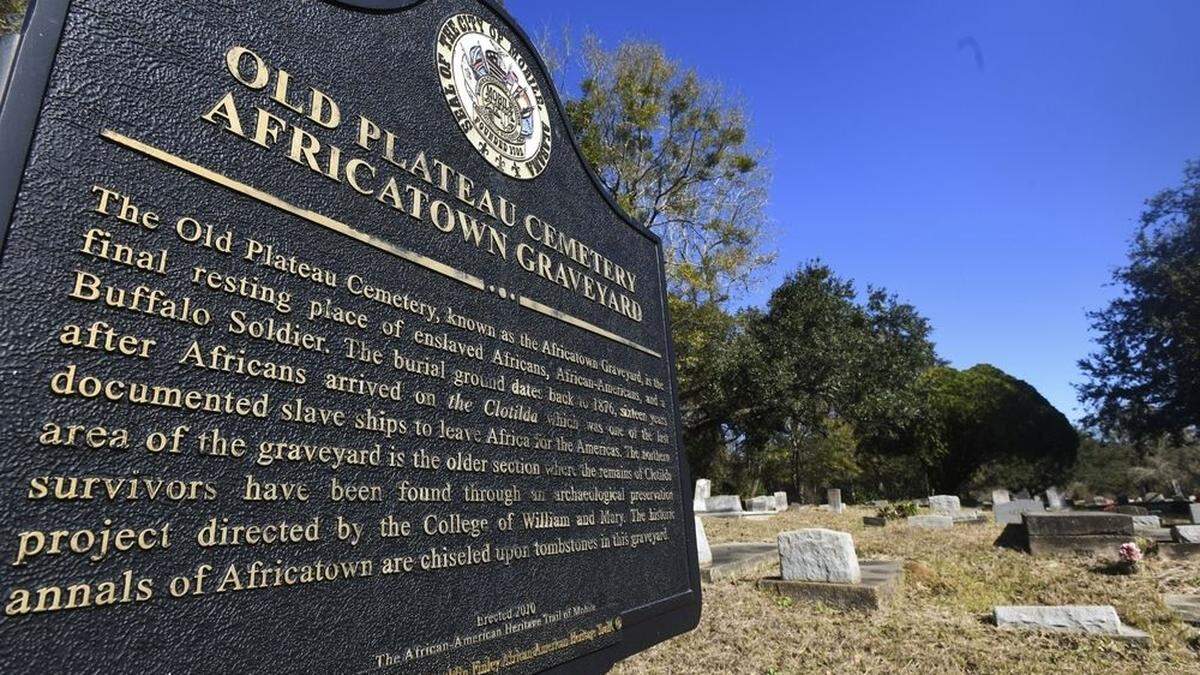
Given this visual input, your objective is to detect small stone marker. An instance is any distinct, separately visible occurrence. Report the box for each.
[695,516,712,567]
[1173,525,1200,544]
[928,495,961,514]
[827,488,844,513]
[992,489,1011,505]
[994,605,1147,642]
[749,496,776,512]
[907,515,953,529]
[1044,486,1066,510]
[994,499,1045,525]
[774,491,788,512]
[705,495,743,512]
[1190,503,1200,524]
[778,529,861,584]
[1131,515,1161,529]
[694,479,712,501]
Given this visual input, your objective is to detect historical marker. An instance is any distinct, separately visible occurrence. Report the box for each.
[0,1,701,671]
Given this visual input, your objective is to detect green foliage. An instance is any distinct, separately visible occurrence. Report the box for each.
[563,37,774,306]
[923,364,1078,493]
[1,0,26,35]
[1078,160,1200,442]
[875,501,918,520]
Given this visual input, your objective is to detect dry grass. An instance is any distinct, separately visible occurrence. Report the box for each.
[615,508,1200,674]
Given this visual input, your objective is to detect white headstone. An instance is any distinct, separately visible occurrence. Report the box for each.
[777,528,861,584]
[705,495,742,512]
[1190,503,1200,524]
[928,495,961,514]
[826,488,844,514]
[994,605,1122,635]
[774,491,788,512]
[992,489,1011,505]
[695,516,712,566]
[1044,486,1066,510]
[907,515,953,529]
[694,479,712,501]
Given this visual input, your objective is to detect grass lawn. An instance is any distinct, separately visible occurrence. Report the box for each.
[614,508,1200,674]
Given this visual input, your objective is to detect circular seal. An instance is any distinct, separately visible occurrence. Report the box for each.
[436,14,553,180]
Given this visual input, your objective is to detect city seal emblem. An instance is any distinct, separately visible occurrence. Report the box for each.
[436,13,552,180]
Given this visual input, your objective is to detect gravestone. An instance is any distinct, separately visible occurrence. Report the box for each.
[773,491,788,512]
[928,495,960,514]
[1022,512,1134,557]
[694,517,712,567]
[826,488,844,514]
[749,496,775,512]
[1131,515,1161,529]
[907,515,953,529]
[694,479,712,501]
[1190,503,1200,524]
[0,1,700,671]
[994,605,1147,642]
[1173,525,1200,544]
[778,529,861,584]
[993,499,1045,525]
[992,489,1011,505]
[1044,486,1066,510]
[706,495,743,513]
[1014,489,1031,500]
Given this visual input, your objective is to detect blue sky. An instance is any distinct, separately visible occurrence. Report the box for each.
[507,0,1200,421]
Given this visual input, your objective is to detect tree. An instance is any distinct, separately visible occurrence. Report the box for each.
[562,38,774,306]
[1078,160,1200,442]
[924,364,1078,493]
[2,1,26,35]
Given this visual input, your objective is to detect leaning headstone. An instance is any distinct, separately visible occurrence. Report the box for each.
[695,517,712,567]
[778,529,861,584]
[694,479,712,501]
[827,488,845,514]
[928,495,961,515]
[749,496,776,512]
[994,605,1147,642]
[908,515,953,529]
[994,499,1046,525]
[992,489,1011,505]
[706,495,744,513]
[774,491,788,512]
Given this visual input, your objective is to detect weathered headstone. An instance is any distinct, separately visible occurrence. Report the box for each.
[928,495,961,514]
[749,496,776,512]
[994,605,1147,642]
[778,529,861,584]
[773,491,788,512]
[1044,486,1066,510]
[706,495,744,513]
[992,489,1011,505]
[1131,515,1161,529]
[1190,503,1200,524]
[907,515,953,529]
[1022,512,1134,557]
[694,478,712,501]
[695,516,712,567]
[993,499,1046,525]
[826,488,844,514]
[0,1,700,670]
[1173,525,1200,544]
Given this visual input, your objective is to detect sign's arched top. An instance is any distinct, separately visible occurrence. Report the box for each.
[436,13,553,180]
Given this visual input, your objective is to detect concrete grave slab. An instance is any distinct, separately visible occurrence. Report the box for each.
[1164,595,1200,626]
[907,515,953,529]
[1172,525,1200,544]
[994,605,1148,643]
[695,516,712,567]
[701,542,776,583]
[705,495,743,513]
[758,560,902,612]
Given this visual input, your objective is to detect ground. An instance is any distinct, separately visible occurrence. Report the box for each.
[613,508,1200,674]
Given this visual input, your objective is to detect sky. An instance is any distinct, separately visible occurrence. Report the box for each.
[506,0,1200,422]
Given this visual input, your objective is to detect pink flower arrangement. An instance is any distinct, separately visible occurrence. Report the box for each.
[1118,542,1143,564]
